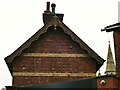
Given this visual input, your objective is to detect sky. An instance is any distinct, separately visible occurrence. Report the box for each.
[0,0,119,89]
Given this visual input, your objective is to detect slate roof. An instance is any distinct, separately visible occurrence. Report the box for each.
[19,77,97,89]
[5,15,105,70]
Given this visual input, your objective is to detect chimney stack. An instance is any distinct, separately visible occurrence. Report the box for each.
[113,30,120,77]
[43,2,64,25]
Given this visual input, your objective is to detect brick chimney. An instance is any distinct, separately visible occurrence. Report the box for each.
[113,30,120,77]
[43,2,64,25]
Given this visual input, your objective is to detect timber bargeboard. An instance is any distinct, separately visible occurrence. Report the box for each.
[5,16,105,72]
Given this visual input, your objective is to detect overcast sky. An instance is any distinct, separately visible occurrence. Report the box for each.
[0,0,119,89]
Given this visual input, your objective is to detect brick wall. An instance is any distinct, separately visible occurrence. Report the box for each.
[113,31,120,77]
[97,76,120,88]
[12,27,97,86]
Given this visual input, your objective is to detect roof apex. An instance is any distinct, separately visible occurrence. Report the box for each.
[5,15,105,72]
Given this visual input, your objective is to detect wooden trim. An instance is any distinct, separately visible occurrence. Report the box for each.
[13,72,95,77]
[22,53,89,57]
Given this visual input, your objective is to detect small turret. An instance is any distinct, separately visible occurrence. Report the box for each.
[105,41,116,75]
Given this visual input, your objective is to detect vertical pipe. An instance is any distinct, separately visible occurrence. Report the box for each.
[46,2,50,11]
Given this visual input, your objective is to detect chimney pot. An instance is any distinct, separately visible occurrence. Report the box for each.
[51,3,56,14]
[46,2,50,11]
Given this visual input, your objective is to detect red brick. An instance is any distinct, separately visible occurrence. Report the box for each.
[97,76,120,88]
[12,28,97,86]
[113,31,120,77]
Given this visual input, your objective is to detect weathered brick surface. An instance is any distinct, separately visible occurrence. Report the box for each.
[13,57,96,73]
[12,27,97,86]
[113,31,120,77]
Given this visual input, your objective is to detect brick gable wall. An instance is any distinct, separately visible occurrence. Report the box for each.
[12,27,97,86]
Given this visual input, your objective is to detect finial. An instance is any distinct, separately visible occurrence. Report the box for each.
[98,70,101,76]
[51,3,56,14]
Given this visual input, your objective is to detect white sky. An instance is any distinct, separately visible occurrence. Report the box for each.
[0,0,119,89]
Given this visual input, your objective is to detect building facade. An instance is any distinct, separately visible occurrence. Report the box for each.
[5,2,120,89]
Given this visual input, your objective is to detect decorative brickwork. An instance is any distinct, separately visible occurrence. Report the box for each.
[22,53,89,57]
[13,72,96,77]
[12,27,97,86]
